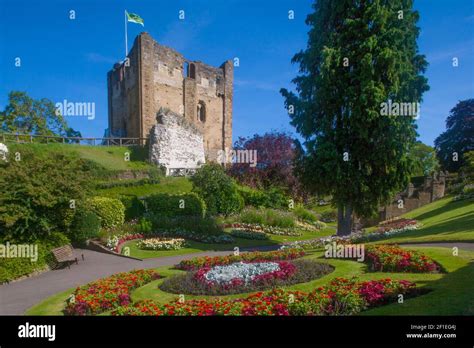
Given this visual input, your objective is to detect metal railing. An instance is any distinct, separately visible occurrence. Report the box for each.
[0,133,147,146]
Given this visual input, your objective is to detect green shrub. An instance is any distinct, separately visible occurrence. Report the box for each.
[0,232,70,284]
[237,207,296,228]
[144,193,206,218]
[237,186,268,207]
[118,195,145,220]
[293,205,317,223]
[137,218,153,234]
[190,163,243,216]
[147,215,224,235]
[0,147,91,242]
[68,208,101,244]
[88,197,125,228]
[239,207,266,224]
[264,209,295,228]
[237,185,290,209]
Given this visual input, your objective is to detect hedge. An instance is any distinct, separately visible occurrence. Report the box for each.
[88,197,125,228]
[144,193,206,218]
[0,232,70,284]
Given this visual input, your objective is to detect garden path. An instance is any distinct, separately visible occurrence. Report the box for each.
[0,242,472,315]
[0,245,278,315]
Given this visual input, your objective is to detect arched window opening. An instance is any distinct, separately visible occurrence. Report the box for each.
[197,101,206,123]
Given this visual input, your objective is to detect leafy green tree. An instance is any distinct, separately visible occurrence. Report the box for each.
[191,163,244,216]
[434,99,474,172]
[0,91,75,136]
[281,0,429,235]
[0,147,91,241]
[409,141,440,177]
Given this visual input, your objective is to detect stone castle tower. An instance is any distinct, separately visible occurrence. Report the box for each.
[107,32,233,161]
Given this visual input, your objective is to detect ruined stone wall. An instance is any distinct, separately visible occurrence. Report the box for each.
[149,110,205,174]
[375,172,446,222]
[108,32,233,158]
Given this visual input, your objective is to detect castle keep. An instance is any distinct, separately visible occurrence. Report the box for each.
[107,32,233,162]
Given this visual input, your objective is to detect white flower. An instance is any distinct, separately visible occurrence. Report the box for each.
[204,262,280,285]
[0,143,8,162]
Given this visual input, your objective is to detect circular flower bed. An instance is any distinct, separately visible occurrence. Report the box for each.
[114,278,421,316]
[160,259,334,295]
[136,237,187,251]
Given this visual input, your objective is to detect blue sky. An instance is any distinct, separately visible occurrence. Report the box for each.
[0,0,473,146]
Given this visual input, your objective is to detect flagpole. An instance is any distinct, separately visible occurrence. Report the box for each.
[124,10,128,58]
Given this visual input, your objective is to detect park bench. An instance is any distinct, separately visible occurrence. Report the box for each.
[51,245,84,269]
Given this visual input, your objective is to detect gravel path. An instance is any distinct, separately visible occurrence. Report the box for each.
[0,245,279,315]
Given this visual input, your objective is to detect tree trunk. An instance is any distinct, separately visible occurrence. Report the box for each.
[337,203,352,236]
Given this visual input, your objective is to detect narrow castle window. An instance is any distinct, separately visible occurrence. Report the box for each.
[197,101,206,123]
[189,63,196,79]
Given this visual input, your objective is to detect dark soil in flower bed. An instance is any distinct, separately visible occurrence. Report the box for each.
[159,259,334,296]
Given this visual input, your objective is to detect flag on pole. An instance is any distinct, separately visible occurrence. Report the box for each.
[126,11,144,26]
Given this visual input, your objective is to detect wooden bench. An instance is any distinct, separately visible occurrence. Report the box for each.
[51,245,84,269]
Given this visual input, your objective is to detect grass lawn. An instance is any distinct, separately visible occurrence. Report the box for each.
[96,177,192,197]
[26,246,474,315]
[370,196,474,244]
[123,227,335,259]
[8,143,154,171]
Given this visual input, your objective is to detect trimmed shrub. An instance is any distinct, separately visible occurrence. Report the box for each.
[88,197,125,228]
[144,193,206,218]
[190,163,243,216]
[68,208,101,244]
[119,195,145,220]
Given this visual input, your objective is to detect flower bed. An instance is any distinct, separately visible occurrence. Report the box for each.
[136,238,187,251]
[64,269,160,316]
[104,228,234,253]
[176,248,305,271]
[160,259,332,295]
[113,277,418,316]
[366,245,440,273]
[106,233,144,253]
[230,229,269,240]
[196,261,296,286]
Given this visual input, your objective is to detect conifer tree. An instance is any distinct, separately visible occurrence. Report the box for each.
[281,0,429,235]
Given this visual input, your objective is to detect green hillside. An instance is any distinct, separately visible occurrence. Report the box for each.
[7,143,154,171]
[373,196,474,244]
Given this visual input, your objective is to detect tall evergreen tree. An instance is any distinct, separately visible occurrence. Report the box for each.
[281,0,429,235]
[434,99,474,172]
